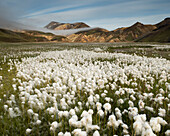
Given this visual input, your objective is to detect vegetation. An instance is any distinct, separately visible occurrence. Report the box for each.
[0,43,169,136]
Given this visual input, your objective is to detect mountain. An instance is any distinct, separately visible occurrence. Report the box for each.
[67,28,113,42]
[0,28,68,43]
[136,18,170,42]
[66,22,157,42]
[156,17,170,29]
[111,22,157,41]
[45,21,90,30]
[0,18,169,43]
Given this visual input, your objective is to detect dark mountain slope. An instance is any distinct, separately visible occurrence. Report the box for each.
[136,18,170,42]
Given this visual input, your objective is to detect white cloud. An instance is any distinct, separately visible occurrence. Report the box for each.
[21,0,108,18]
[19,0,170,30]
[22,4,85,18]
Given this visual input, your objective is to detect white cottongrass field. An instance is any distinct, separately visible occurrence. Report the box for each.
[0,45,170,136]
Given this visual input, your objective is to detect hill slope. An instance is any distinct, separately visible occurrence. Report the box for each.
[0,28,68,42]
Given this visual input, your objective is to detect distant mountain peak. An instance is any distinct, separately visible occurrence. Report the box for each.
[133,22,144,26]
[156,17,170,28]
[45,21,90,30]
[164,17,170,21]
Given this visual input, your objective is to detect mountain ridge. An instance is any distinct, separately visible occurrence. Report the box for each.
[66,21,158,42]
[0,18,170,43]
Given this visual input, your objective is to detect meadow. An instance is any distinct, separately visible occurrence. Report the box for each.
[0,42,169,136]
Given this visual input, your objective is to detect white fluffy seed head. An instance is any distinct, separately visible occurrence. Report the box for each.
[103,103,111,113]
[93,130,100,136]
[58,132,64,136]
[36,120,41,125]
[63,132,71,136]
[97,110,104,117]
[26,128,32,135]
[165,130,170,136]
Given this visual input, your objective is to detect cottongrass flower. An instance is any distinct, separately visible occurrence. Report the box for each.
[50,121,59,133]
[133,121,143,135]
[145,106,154,113]
[8,108,17,118]
[130,95,136,101]
[133,114,146,135]
[118,99,124,105]
[27,109,34,116]
[128,107,138,120]
[141,122,156,136]
[88,109,94,115]
[107,114,120,134]
[81,114,92,127]
[101,93,106,98]
[0,76,2,80]
[88,95,94,105]
[26,128,32,135]
[168,104,170,111]
[58,111,64,118]
[58,132,64,136]
[69,115,80,128]
[103,103,111,114]
[165,130,170,136]
[158,108,166,117]
[128,100,134,107]
[96,102,102,111]
[138,100,145,110]
[36,120,41,125]
[4,105,8,111]
[93,130,100,136]
[115,108,122,118]
[69,109,76,116]
[86,125,100,132]
[72,129,87,136]
[122,123,129,135]
[97,109,104,118]
[150,117,167,133]
[63,132,71,136]
[63,111,69,118]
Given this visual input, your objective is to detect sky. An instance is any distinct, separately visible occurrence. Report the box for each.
[0,0,170,31]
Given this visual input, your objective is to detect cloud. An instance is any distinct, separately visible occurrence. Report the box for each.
[0,0,170,32]
[19,0,170,29]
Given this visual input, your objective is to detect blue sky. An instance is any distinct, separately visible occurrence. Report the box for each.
[0,0,170,30]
